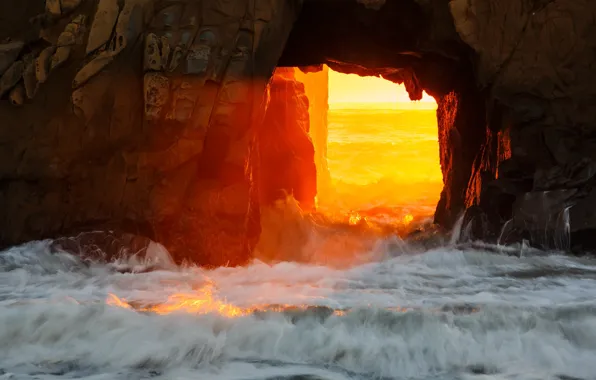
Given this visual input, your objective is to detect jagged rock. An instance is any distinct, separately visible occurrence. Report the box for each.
[168,46,184,72]
[46,0,62,17]
[1,0,595,264]
[164,81,199,122]
[64,14,87,40]
[50,42,73,71]
[259,68,317,211]
[143,72,170,121]
[512,189,577,250]
[0,41,24,77]
[71,86,95,121]
[60,0,83,13]
[160,36,171,69]
[35,46,56,84]
[51,15,86,71]
[448,0,479,49]
[185,44,211,75]
[8,84,25,106]
[534,158,596,191]
[72,51,115,89]
[86,0,120,54]
[112,0,145,53]
[165,29,196,73]
[569,188,596,249]
[143,33,162,71]
[22,56,38,99]
[0,60,24,98]
[143,33,171,71]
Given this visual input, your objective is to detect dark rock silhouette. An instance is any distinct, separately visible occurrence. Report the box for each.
[0,0,594,264]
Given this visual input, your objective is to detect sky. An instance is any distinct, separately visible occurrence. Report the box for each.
[327,69,436,108]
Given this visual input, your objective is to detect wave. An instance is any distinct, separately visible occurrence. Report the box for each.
[1,287,596,380]
[2,225,596,379]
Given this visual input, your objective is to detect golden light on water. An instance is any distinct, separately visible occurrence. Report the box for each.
[105,289,480,318]
[107,282,249,317]
[348,212,364,225]
[106,281,348,318]
[318,69,443,222]
[402,214,414,225]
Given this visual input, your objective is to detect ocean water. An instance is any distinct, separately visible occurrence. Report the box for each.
[2,106,596,380]
[2,239,596,380]
[321,105,442,220]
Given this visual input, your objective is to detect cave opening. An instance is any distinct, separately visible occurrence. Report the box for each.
[296,67,443,231]
[254,65,446,265]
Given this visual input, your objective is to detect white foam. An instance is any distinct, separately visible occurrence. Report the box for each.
[2,241,596,379]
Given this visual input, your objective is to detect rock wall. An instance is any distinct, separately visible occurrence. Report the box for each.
[0,0,303,265]
[450,0,596,251]
[258,67,316,211]
[2,0,595,262]
[294,65,331,203]
[279,0,489,232]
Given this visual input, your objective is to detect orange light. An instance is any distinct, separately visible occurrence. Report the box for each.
[348,212,363,225]
[107,282,249,317]
[314,68,443,227]
[402,214,414,225]
[106,293,133,309]
[328,70,437,107]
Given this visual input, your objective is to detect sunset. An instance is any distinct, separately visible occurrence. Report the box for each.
[328,69,437,108]
[1,1,592,378]
[320,68,443,220]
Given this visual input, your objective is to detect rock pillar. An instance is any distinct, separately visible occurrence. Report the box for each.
[258,67,317,211]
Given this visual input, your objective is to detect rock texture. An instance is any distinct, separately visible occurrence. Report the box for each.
[0,0,303,266]
[279,0,484,229]
[449,0,596,251]
[1,0,595,263]
[295,65,331,202]
[279,0,596,252]
[258,67,317,211]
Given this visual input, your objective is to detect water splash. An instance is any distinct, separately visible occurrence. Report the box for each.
[449,212,466,246]
[554,205,572,251]
[3,240,596,380]
[497,219,514,247]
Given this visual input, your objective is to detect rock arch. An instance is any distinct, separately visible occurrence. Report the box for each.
[0,0,594,264]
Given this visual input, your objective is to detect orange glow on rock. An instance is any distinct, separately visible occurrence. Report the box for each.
[252,68,444,266]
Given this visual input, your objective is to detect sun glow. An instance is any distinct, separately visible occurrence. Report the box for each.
[250,67,445,266]
[328,70,437,109]
[316,69,443,224]
[106,281,347,318]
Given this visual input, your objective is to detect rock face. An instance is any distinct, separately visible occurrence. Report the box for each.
[0,0,303,266]
[258,67,317,211]
[295,66,331,202]
[0,0,595,262]
[449,0,596,251]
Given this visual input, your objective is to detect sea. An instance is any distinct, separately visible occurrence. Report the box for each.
[1,105,596,380]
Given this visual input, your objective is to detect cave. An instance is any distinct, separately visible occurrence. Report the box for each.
[293,67,443,224]
[321,69,441,222]
[0,0,595,265]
